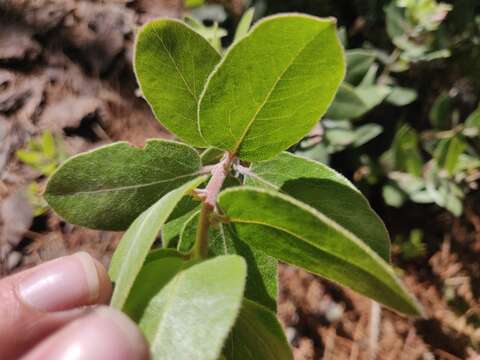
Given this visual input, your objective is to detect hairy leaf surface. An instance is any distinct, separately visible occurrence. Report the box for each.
[109,176,206,310]
[135,19,221,146]
[199,14,345,161]
[218,187,423,315]
[140,255,246,360]
[45,140,201,230]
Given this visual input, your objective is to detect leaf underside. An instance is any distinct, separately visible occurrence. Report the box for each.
[140,255,247,360]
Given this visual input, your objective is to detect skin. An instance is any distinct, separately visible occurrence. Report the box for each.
[0,252,150,360]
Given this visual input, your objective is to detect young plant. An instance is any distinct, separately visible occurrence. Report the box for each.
[17,131,67,216]
[44,14,423,359]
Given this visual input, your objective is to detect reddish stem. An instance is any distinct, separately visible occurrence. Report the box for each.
[192,152,234,259]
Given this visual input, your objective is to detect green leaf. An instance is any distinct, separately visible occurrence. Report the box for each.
[245,151,354,189]
[223,299,292,360]
[44,140,202,230]
[345,49,376,85]
[134,19,221,146]
[325,127,356,149]
[465,106,480,128]
[326,83,389,120]
[218,187,423,316]
[354,85,391,110]
[109,176,207,310]
[200,147,225,165]
[140,255,246,360]
[183,17,227,52]
[385,2,407,40]
[326,84,368,119]
[429,92,453,130]
[353,124,383,147]
[233,7,255,43]
[390,124,423,177]
[161,206,200,248]
[383,183,407,208]
[426,178,463,216]
[386,86,417,106]
[199,14,345,161]
[358,63,378,87]
[178,212,278,311]
[16,149,45,166]
[244,152,390,260]
[41,131,56,158]
[123,249,192,321]
[434,136,466,175]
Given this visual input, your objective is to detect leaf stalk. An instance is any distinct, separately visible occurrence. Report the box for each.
[192,152,234,259]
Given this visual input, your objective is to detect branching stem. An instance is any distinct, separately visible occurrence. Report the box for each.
[191,152,234,259]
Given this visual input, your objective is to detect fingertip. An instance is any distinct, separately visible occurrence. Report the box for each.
[0,253,113,359]
[95,307,149,359]
[18,252,112,312]
[23,306,150,360]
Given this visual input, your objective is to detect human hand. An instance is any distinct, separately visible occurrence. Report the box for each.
[0,252,149,360]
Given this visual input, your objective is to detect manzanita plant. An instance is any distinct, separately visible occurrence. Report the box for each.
[44,13,423,359]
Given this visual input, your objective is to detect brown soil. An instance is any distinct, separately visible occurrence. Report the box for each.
[0,1,479,359]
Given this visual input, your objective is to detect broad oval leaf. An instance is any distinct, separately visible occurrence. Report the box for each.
[140,255,246,360]
[218,187,423,316]
[134,19,221,146]
[178,212,277,311]
[223,299,292,360]
[45,140,202,230]
[245,152,390,260]
[109,176,206,310]
[199,14,345,161]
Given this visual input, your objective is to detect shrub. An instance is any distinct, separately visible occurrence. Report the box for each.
[44,14,422,359]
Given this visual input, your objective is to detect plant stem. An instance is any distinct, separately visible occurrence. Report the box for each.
[192,152,234,259]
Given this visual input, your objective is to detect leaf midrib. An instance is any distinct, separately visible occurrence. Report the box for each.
[50,173,198,196]
[154,29,198,102]
[227,216,395,286]
[232,26,328,154]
